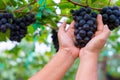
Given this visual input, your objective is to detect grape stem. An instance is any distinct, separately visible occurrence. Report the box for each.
[67,0,102,10]
[59,14,71,17]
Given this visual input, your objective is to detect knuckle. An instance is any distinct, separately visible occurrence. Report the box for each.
[99,37,107,43]
[107,30,111,34]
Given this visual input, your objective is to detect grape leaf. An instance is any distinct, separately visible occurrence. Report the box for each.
[0,29,10,41]
[91,0,96,3]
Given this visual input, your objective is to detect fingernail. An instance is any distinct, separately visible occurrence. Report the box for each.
[63,21,66,23]
[98,14,101,17]
[63,19,67,22]
[104,25,108,28]
[104,25,110,30]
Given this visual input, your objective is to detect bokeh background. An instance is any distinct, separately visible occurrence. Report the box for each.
[0,0,120,80]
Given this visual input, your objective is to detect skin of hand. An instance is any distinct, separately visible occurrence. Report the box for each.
[79,14,111,58]
[58,21,80,59]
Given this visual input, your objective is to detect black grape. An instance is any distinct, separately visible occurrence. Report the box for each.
[0,12,36,42]
[100,6,120,30]
[0,13,13,33]
[10,14,36,42]
[51,29,59,52]
[70,7,97,48]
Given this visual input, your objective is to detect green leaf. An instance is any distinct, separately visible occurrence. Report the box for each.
[6,45,20,53]
[0,1,6,9]
[10,0,17,6]
[33,22,41,30]
[46,0,55,5]
[19,40,34,53]
[58,3,75,9]
[91,0,96,3]
[43,8,56,17]
[0,29,10,41]
[116,0,120,6]
[6,6,16,13]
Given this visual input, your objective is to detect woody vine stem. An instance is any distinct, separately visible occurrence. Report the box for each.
[67,0,102,10]
[0,0,37,13]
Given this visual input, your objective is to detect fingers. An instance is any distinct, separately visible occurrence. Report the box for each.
[67,21,75,39]
[58,22,66,33]
[95,25,110,43]
[101,25,111,39]
[69,21,75,29]
[97,14,104,31]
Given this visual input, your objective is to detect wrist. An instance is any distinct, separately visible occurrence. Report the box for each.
[58,48,76,60]
[79,49,99,61]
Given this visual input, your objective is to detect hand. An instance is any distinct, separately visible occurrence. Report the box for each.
[58,21,80,59]
[79,14,111,58]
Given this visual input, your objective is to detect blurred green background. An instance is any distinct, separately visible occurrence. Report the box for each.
[0,0,120,80]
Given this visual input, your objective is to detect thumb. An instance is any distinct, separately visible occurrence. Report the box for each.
[101,25,111,39]
[58,22,66,34]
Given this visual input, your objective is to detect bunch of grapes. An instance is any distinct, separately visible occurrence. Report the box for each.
[0,13,13,33]
[100,6,120,30]
[51,29,59,52]
[0,13,36,42]
[71,7,97,48]
[107,74,120,80]
[10,14,36,42]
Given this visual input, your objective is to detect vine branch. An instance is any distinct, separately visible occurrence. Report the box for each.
[59,14,71,17]
[0,10,6,12]
[67,0,102,10]
[0,0,37,13]
[14,0,37,13]
[68,0,86,7]
[47,1,69,6]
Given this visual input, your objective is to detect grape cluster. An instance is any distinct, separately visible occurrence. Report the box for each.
[51,29,59,52]
[0,13,13,33]
[100,6,120,30]
[107,74,120,80]
[0,13,36,42]
[10,14,36,42]
[71,7,97,48]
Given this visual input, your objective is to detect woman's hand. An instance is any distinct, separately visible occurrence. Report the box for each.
[79,14,111,58]
[58,21,80,59]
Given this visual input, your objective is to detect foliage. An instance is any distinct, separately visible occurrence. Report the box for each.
[0,0,120,80]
